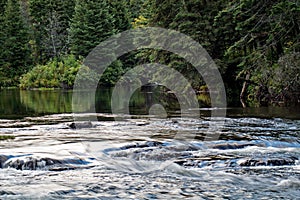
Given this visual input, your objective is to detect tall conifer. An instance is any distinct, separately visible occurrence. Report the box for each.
[29,0,75,62]
[0,0,32,85]
[69,0,115,57]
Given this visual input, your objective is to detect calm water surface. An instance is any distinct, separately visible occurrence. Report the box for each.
[0,89,299,199]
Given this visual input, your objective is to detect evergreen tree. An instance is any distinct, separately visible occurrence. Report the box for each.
[29,0,75,63]
[136,0,227,88]
[128,0,146,19]
[0,0,7,85]
[69,0,115,57]
[0,0,32,86]
[214,0,300,106]
[108,0,132,32]
[140,0,299,106]
[0,0,8,63]
[0,0,6,13]
[0,0,7,52]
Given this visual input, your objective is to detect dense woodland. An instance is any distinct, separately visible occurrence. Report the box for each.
[0,0,299,107]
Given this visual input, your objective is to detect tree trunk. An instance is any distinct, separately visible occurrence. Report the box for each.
[240,73,250,108]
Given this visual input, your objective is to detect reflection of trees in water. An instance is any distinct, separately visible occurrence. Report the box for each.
[96,86,201,116]
[95,88,114,113]
[15,86,209,118]
[138,85,212,116]
[130,85,181,116]
[20,90,74,114]
[0,89,32,118]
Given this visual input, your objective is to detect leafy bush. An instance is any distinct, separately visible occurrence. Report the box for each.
[20,55,99,89]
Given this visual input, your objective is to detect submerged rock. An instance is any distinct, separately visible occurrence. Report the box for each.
[174,154,236,168]
[0,155,8,168]
[210,143,258,150]
[2,157,62,170]
[0,156,90,171]
[120,141,163,150]
[135,121,150,126]
[239,157,297,167]
[174,154,298,169]
[68,121,93,129]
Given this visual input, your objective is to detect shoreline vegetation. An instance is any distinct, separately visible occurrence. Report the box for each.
[0,135,15,141]
[0,0,299,107]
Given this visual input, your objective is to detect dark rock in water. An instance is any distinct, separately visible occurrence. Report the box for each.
[239,157,297,167]
[69,121,93,129]
[0,155,8,168]
[48,166,76,171]
[211,143,257,150]
[2,157,63,170]
[136,121,150,126]
[0,190,15,195]
[174,154,236,168]
[120,141,163,150]
[174,154,298,169]
[172,119,179,124]
[0,155,91,171]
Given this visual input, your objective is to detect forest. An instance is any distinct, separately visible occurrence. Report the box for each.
[0,0,299,107]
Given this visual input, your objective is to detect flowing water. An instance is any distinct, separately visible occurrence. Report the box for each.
[0,89,299,199]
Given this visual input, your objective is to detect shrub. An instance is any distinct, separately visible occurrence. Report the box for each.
[20,55,99,89]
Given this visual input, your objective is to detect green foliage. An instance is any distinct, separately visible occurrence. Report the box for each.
[20,55,99,89]
[99,60,125,86]
[139,0,300,106]
[69,0,115,57]
[108,0,132,32]
[214,0,300,106]
[137,0,226,90]
[0,0,32,86]
[0,0,7,13]
[132,15,148,28]
[0,135,15,140]
[0,0,299,107]
[247,52,300,106]
[128,0,146,19]
[29,0,76,62]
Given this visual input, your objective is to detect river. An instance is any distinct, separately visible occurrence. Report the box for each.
[0,89,299,199]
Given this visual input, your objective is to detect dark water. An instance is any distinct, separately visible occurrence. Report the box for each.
[0,89,299,199]
[1,88,299,119]
[0,88,180,119]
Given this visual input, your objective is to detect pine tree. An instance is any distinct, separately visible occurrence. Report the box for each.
[136,0,226,88]
[214,0,300,106]
[0,0,32,86]
[0,0,7,85]
[128,0,146,19]
[0,0,6,13]
[108,0,131,32]
[69,0,116,57]
[0,0,8,63]
[29,0,75,63]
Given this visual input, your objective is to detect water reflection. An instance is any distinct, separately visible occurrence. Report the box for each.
[0,88,168,119]
[20,90,73,114]
[0,88,299,119]
[0,89,33,119]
